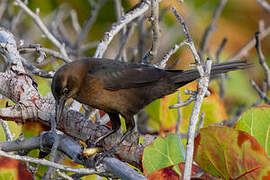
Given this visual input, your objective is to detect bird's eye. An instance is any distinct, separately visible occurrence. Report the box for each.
[62,87,70,95]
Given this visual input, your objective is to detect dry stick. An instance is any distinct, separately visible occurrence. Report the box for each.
[0,119,12,141]
[229,25,270,60]
[79,41,99,52]
[175,91,182,135]
[0,0,8,20]
[199,0,227,58]
[75,0,107,48]
[20,57,55,78]
[18,46,72,63]
[70,9,81,34]
[13,0,68,58]
[43,152,66,180]
[171,8,202,71]
[169,95,195,109]
[255,31,270,90]
[155,40,188,69]
[256,0,270,12]
[216,38,227,99]
[138,16,146,60]
[250,80,270,104]
[142,0,160,64]
[171,8,211,180]
[0,150,97,175]
[56,169,73,180]
[115,23,135,61]
[94,0,163,58]
[114,0,128,61]
[184,60,212,180]
[11,0,28,31]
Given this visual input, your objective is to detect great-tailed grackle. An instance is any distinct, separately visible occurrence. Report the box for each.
[51,58,248,150]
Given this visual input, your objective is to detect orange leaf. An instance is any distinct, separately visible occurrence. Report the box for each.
[194,126,270,179]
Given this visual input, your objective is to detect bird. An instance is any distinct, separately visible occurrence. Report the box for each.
[51,58,249,152]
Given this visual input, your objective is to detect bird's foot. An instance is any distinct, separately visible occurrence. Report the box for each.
[95,147,117,165]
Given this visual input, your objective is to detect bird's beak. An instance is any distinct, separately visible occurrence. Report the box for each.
[55,96,66,123]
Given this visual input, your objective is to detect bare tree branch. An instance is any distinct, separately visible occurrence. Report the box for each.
[250,80,270,104]
[199,0,227,58]
[171,8,212,180]
[0,150,97,174]
[229,25,270,60]
[13,0,68,58]
[75,0,107,49]
[94,0,163,58]
[256,0,270,12]
[142,0,160,64]
[216,38,227,99]
[0,0,8,20]
[255,31,270,90]
[0,119,12,141]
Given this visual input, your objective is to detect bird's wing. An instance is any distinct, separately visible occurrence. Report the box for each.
[87,59,175,90]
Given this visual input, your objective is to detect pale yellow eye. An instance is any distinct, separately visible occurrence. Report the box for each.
[62,87,69,95]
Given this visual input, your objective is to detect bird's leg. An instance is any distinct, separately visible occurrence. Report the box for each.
[50,113,57,133]
[94,113,121,146]
[95,115,135,164]
[104,115,135,155]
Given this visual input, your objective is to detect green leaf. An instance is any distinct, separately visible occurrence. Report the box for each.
[235,105,270,156]
[145,82,227,134]
[142,133,185,176]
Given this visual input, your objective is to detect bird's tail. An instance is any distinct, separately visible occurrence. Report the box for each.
[169,60,250,85]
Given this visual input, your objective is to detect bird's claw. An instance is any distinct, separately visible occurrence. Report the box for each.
[95,147,116,165]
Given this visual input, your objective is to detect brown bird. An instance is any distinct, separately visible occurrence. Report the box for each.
[51,58,248,151]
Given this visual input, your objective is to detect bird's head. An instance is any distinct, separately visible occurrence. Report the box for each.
[51,62,86,123]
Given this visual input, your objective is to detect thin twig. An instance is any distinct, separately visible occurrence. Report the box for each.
[70,9,81,34]
[13,0,68,57]
[256,0,270,12]
[142,0,160,64]
[138,16,146,60]
[171,8,211,180]
[216,38,227,63]
[115,23,135,61]
[171,7,203,73]
[0,150,97,174]
[0,0,8,20]
[255,31,270,90]
[11,0,28,32]
[56,169,74,180]
[216,38,227,99]
[250,80,270,104]
[0,119,12,141]
[18,46,72,63]
[79,41,99,52]
[229,25,270,60]
[175,91,182,135]
[114,0,127,61]
[155,40,187,68]
[95,0,162,58]
[20,57,55,78]
[169,95,195,109]
[199,0,227,58]
[75,0,107,48]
